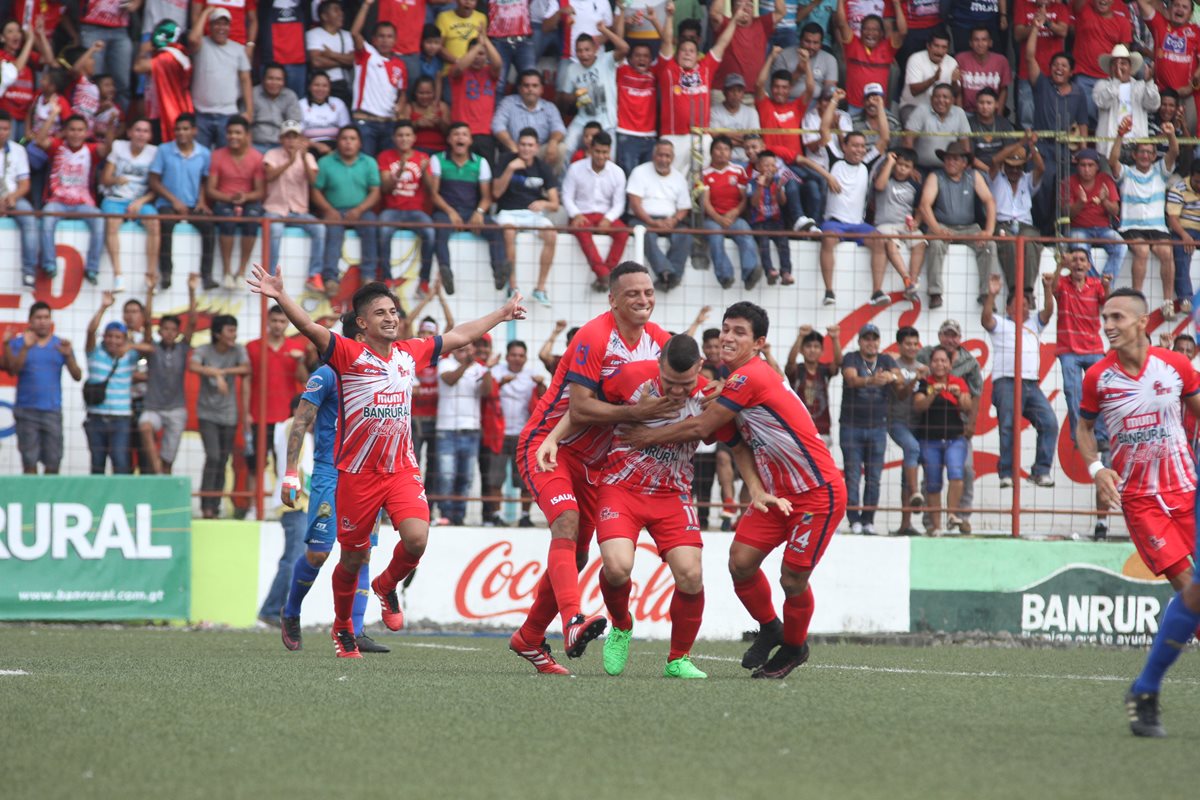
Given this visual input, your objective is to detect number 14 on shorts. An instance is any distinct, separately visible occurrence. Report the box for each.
[788,514,815,556]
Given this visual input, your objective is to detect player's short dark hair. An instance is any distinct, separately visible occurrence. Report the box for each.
[1106,286,1149,312]
[342,311,365,339]
[662,333,701,373]
[29,301,50,318]
[591,131,612,148]
[609,261,650,289]
[1175,334,1196,347]
[702,327,720,343]
[724,302,769,340]
[507,339,527,353]
[566,327,580,344]
[802,329,823,346]
[896,325,919,344]
[352,281,399,318]
[159,314,181,328]
[211,314,237,341]
[268,304,286,316]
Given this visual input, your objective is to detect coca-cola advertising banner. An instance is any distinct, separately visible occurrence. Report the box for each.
[255,525,912,638]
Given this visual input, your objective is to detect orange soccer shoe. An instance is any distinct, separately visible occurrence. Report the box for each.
[370,576,405,632]
[509,630,570,675]
[563,614,608,659]
[332,623,363,659]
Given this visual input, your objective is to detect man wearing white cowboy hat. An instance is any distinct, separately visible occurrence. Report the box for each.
[1094,43,1160,143]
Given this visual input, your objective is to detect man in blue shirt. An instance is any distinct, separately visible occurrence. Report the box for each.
[149,112,217,290]
[277,312,388,654]
[839,323,903,535]
[4,302,82,474]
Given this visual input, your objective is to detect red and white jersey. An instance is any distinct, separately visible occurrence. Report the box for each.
[653,53,719,136]
[520,311,669,466]
[322,332,442,473]
[717,355,841,496]
[600,360,707,495]
[46,139,100,206]
[1080,347,1199,497]
[354,42,407,118]
[615,63,656,136]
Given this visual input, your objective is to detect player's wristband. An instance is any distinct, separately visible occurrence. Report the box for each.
[282,470,301,494]
[1087,461,1105,479]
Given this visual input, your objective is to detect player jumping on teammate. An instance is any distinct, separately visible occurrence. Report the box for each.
[1074,287,1200,737]
[538,334,789,679]
[249,267,526,658]
[510,261,680,674]
[622,302,847,679]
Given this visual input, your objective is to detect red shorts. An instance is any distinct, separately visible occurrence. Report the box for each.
[595,484,703,559]
[336,469,429,551]
[1122,491,1195,577]
[518,435,598,547]
[734,479,847,571]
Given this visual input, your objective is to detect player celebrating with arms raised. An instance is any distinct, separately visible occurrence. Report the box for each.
[249,267,526,658]
[623,302,847,679]
[1075,287,1200,737]
[539,334,790,679]
[510,261,680,674]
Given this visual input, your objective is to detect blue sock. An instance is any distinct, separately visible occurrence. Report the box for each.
[352,564,370,637]
[1132,593,1200,695]
[282,554,322,619]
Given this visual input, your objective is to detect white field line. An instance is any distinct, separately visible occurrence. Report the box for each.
[0,669,29,676]
[388,641,1200,687]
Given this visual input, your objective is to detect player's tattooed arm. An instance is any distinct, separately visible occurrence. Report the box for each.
[1076,415,1121,510]
[622,394,737,448]
[281,399,318,507]
[731,441,793,515]
[247,263,332,355]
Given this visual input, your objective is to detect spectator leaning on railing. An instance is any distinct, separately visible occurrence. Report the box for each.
[190,313,251,519]
[82,291,140,475]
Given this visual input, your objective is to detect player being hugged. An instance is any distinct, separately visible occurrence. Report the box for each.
[1074,287,1200,737]
[510,261,679,675]
[623,302,847,679]
[249,266,526,658]
[538,335,790,679]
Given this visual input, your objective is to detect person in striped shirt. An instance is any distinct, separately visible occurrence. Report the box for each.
[1165,159,1200,320]
[82,291,140,475]
[1110,116,1178,320]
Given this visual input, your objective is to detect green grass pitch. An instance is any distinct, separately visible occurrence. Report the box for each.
[0,626,1193,800]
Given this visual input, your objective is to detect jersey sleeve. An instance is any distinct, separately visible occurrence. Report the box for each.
[301,365,334,408]
[1163,348,1200,397]
[716,366,763,414]
[563,320,611,392]
[400,334,443,370]
[321,332,360,373]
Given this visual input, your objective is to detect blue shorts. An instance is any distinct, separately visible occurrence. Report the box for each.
[822,219,874,246]
[100,197,157,219]
[306,467,380,551]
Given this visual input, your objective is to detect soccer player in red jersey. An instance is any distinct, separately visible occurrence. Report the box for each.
[538,336,788,679]
[249,267,526,658]
[509,261,679,674]
[1076,288,1200,737]
[1078,287,1200,588]
[623,302,847,679]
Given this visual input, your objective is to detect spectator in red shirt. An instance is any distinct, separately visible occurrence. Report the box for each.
[755,46,813,165]
[34,114,113,285]
[1054,247,1110,445]
[243,304,309,506]
[701,135,761,289]
[262,0,310,99]
[0,20,42,140]
[1136,0,1200,117]
[80,0,135,108]
[409,75,450,155]
[378,119,436,287]
[710,0,788,90]
[207,115,266,288]
[1067,147,1127,281]
[614,39,657,177]
[1072,0,1132,123]
[449,35,502,165]
[836,0,907,115]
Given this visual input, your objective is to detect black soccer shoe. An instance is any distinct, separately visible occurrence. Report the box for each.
[356,634,391,654]
[1126,689,1166,738]
[752,642,810,680]
[740,618,784,670]
[281,614,302,651]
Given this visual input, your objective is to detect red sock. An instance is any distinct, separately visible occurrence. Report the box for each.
[331,562,357,622]
[381,542,421,590]
[722,496,735,514]
[783,585,814,646]
[519,572,558,644]
[732,570,776,625]
[599,569,633,631]
[668,589,705,661]
[547,538,582,626]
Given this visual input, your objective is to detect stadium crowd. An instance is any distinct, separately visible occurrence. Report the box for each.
[6,0,1200,535]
